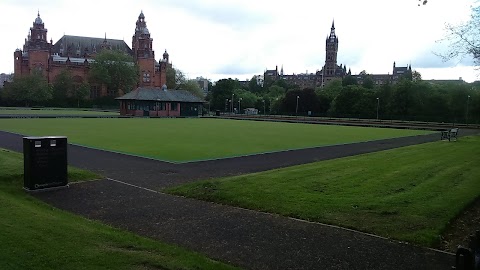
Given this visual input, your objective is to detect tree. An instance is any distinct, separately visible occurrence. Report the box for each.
[330,85,368,117]
[233,89,258,110]
[89,50,138,95]
[357,70,374,89]
[166,67,186,89]
[179,79,204,98]
[266,85,285,99]
[210,78,242,111]
[3,72,52,106]
[362,76,375,89]
[388,80,416,120]
[342,75,357,86]
[412,70,422,81]
[247,76,262,93]
[52,69,74,106]
[281,88,320,115]
[439,5,480,67]
[70,82,90,108]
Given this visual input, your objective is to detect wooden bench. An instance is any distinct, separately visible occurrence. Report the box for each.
[441,128,459,141]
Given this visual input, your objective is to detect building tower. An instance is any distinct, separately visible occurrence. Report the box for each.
[132,11,155,87]
[323,20,338,83]
[15,11,52,78]
[163,49,169,62]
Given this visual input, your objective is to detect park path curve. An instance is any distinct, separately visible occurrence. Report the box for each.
[1,129,478,269]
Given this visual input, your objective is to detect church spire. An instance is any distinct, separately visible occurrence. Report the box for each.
[329,19,336,39]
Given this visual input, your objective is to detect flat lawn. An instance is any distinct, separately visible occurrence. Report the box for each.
[166,136,480,247]
[0,149,235,270]
[0,118,431,162]
[0,108,118,115]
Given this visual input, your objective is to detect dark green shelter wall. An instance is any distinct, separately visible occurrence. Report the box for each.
[181,103,202,116]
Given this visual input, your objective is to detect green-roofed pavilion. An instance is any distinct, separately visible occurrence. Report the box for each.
[116,86,205,117]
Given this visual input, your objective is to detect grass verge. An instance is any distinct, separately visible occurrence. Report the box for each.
[0,149,236,270]
[166,136,480,247]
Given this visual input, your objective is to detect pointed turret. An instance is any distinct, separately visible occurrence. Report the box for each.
[34,10,43,25]
[163,49,169,62]
[328,19,336,40]
[26,11,49,51]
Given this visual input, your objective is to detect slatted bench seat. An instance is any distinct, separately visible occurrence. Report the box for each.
[441,128,458,141]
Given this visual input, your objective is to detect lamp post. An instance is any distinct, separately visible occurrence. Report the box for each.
[231,93,235,114]
[376,97,380,120]
[238,98,242,114]
[296,96,300,117]
[262,99,266,115]
[225,98,228,112]
[466,95,471,125]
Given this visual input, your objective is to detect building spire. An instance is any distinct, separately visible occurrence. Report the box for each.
[34,10,43,25]
[328,19,336,39]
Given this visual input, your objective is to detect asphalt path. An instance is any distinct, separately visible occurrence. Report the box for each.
[1,129,478,269]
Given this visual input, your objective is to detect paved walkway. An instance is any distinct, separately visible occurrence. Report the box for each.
[2,130,477,269]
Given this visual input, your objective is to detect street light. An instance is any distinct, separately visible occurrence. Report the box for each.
[231,93,235,114]
[238,98,242,114]
[466,95,471,125]
[262,99,265,115]
[296,96,300,117]
[376,97,380,120]
[225,98,228,112]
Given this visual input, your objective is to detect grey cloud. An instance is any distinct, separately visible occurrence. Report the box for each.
[4,0,57,8]
[214,62,260,75]
[156,0,272,30]
[413,51,475,68]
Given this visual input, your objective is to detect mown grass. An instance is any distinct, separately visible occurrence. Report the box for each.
[166,136,480,247]
[0,149,236,270]
[0,118,431,162]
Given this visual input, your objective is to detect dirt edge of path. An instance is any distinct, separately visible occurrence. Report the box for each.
[438,196,480,252]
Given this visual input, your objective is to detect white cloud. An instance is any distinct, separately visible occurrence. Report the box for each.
[0,0,477,82]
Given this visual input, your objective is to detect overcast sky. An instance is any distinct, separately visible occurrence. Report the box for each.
[0,0,477,82]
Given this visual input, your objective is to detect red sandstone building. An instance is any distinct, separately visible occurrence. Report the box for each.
[14,11,171,98]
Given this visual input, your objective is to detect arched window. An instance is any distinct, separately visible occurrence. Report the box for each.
[143,72,150,82]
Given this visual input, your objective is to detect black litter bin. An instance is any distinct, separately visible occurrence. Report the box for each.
[216,110,220,116]
[23,136,68,191]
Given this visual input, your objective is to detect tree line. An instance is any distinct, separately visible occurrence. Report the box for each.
[208,73,479,124]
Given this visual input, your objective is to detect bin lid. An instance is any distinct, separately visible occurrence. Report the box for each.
[23,136,67,140]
